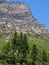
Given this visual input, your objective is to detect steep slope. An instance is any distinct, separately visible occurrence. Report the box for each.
[0,2,49,39]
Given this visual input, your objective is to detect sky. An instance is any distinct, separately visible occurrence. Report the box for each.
[6,0,49,29]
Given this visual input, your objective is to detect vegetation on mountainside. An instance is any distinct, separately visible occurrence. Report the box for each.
[0,31,49,65]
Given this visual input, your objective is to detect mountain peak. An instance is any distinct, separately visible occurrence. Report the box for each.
[0,2,49,39]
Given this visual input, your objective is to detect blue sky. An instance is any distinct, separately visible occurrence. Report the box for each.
[6,0,49,29]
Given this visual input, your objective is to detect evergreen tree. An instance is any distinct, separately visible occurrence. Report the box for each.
[19,32,23,51]
[19,33,29,65]
[11,31,19,65]
[41,50,47,65]
[31,44,38,65]
[12,31,19,52]
[23,33,29,53]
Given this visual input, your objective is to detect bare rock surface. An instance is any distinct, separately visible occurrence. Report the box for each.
[0,2,49,39]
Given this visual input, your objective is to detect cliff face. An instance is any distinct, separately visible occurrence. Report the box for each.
[0,2,49,39]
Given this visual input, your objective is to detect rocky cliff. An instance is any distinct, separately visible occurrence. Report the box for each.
[0,2,49,39]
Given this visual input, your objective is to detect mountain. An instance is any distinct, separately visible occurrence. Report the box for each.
[0,2,49,65]
[0,2,49,39]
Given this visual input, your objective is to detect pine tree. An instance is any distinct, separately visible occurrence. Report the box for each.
[31,44,38,65]
[19,33,29,65]
[41,50,47,65]
[23,33,29,53]
[11,31,19,65]
[19,32,23,51]
[12,31,19,52]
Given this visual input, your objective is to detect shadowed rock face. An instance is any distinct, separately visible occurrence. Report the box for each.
[0,2,49,39]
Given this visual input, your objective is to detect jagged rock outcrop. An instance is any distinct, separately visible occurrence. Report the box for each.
[0,2,49,39]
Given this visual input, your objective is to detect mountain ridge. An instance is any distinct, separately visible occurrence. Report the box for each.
[0,2,49,39]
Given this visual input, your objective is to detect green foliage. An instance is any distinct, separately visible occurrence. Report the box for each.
[23,33,29,52]
[18,32,23,52]
[11,31,18,51]
[0,32,49,65]
[19,33,29,53]
[41,50,47,65]
[11,31,19,65]
[2,42,12,54]
[31,44,38,65]
[42,50,47,62]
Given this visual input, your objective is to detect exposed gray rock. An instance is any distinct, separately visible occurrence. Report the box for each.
[0,2,49,39]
